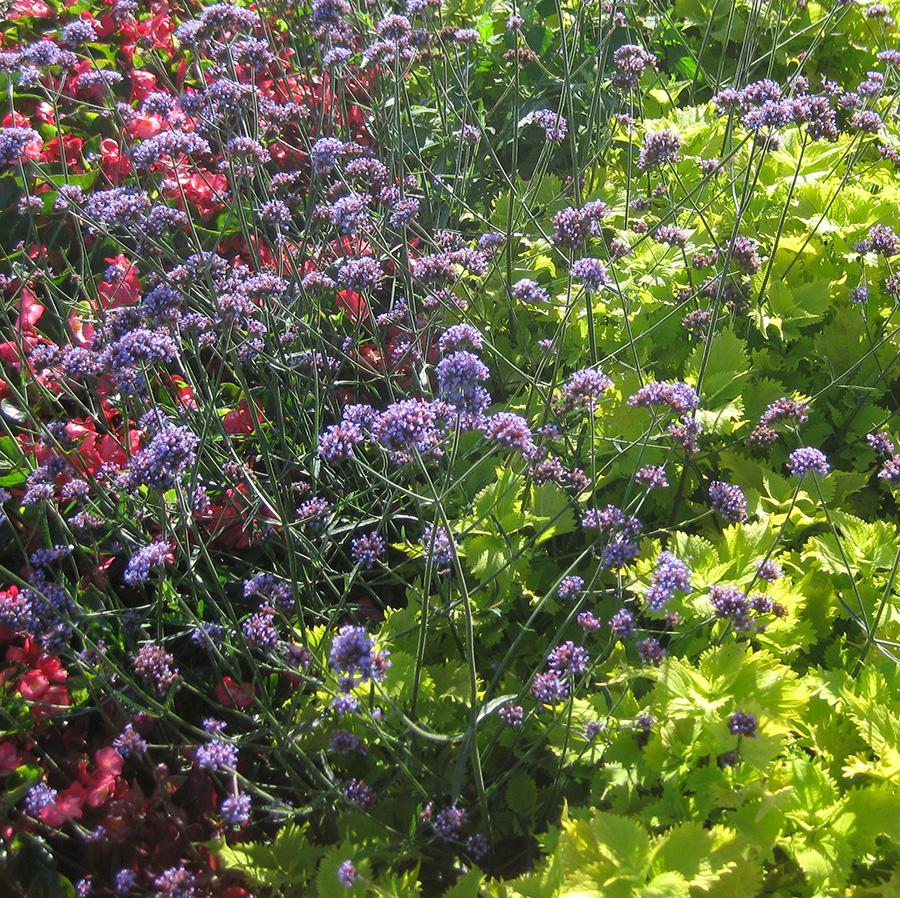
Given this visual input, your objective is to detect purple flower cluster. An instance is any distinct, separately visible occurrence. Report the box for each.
[121,425,199,492]
[133,642,179,694]
[531,108,568,142]
[612,44,656,89]
[728,711,758,737]
[350,531,385,569]
[328,625,389,682]
[646,551,692,611]
[708,481,748,523]
[559,368,614,411]
[638,130,681,171]
[628,381,700,415]
[786,447,830,477]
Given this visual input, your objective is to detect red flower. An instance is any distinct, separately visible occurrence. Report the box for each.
[336,289,368,322]
[223,399,263,435]
[100,138,133,183]
[10,0,52,16]
[214,677,255,708]
[94,255,141,310]
[16,650,69,719]
[129,69,159,103]
[0,742,24,776]
[39,782,86,826]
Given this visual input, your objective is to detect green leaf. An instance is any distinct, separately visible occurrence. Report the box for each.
[506,769,538,817]
[443,868,484,898]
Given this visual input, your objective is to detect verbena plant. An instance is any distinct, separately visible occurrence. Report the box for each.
[0,0,898,895]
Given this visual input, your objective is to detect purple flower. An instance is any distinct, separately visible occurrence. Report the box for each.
[114,870,137,894]
[709,481,748,523]
[328,192,370,235]
[560,368,613,410]
[638,129,681,170]
[878,455,900,483]
[311,137,346,174]
[338,257,384,292]
[0,127,41,167]
[756,559,782,582]
[531,671,569,703]
[483,412,534,453]
[636,638,666,665]
[581,504,624,531]
[123,541,173,586]
[259,199,292,228]
[585,720,604,740]
[786,447,829,477]
[646,551,692,611]
[609,608,636,639]
[531,108,568,142]
[728,710,758,737]
[345,778,374,808]
[195,739,238,772]
[329,624,389,682]
[558,576,585,599]
[133,642,179,694]
[571,257,609,290]
[221,792,251,826]
[628,381,700,415]
[332,693,359,716]
[113,723,148,758]
[612,44,656,89]
[512,278,550,304]
[242,606,280,651]
[759,397,809,428]
[602,537,640,570]
[866,430,896,457]
[862,224,899,257]
[709,585,755,630]
[372,400,441,456]
[422,525,454,568]
[337,861,359,888]
[351,531,385,569]
[551,207,595,249]
[436,350,490,415]
[25,783,57,815]
[432,805,466,840]
[438,324,484,354]
[318,422,363,463]
[578,611,601,631]
[547,641,589,676]
[131,130,211,169]
[151,865,195,898]
[635,465,668,488]
[330,730,368,755]
[122,425,199,493]
[499,703,524,726]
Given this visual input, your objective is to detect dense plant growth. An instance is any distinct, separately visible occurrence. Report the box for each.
[0,0,898,894]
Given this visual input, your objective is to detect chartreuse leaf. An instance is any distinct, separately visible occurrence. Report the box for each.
[443,868,484,898]
[211,822,323,890]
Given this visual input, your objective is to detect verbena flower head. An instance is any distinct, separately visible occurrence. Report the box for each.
[628,381,700,415]
[708,481,748,523]
[329,625,389,682]
[638,129,681,170]
[559,368,613,410]
[728,710,758,737]
[351,531,385,568]
[337,861,359,888]
[786,447,830,477]
[570,257,609,290]
[646,551,692,610]
[531,108,568,142]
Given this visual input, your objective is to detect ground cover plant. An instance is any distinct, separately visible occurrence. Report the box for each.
[0,0,899,893]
